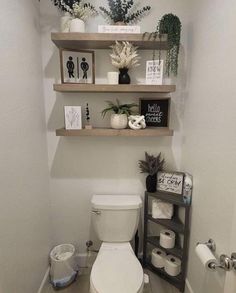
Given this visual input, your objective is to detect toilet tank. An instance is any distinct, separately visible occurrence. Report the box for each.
[91,195,142,242]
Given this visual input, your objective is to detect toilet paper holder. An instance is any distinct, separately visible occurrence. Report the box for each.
[197,239,216,252]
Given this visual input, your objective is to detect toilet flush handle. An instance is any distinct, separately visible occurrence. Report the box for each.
[92,210,101,215]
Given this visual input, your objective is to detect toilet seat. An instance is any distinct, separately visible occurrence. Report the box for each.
[90,242,144,293]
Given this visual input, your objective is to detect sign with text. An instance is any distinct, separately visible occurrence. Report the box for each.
[157,172,184,195]
[140,98,170,127]
[98,25,140,34]
[146,60,163,85]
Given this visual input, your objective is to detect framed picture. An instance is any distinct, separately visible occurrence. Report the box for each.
[146,60,164,85]
[157,171,185,195]
[64,106,82,130]
[139,98,170,127]
[60,49,95,84]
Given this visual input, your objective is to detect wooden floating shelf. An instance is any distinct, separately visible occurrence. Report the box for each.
[53,84,176,93]
[51,32,169,50]
[56,128,174,137]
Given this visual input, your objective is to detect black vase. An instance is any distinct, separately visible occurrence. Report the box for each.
[119,68,130,84]
[146,174,157,192]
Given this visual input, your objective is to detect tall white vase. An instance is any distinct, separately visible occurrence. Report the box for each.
[70,18,85,32]
[60,12,72,32]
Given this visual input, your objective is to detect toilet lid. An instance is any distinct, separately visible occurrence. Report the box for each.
[91,246,143,293]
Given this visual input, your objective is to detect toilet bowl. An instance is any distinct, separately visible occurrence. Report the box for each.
[90,242,144,293]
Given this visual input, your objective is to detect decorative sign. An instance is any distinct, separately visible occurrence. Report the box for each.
[157,172,184,195]
[146,60,163,85]
[139,98,170,127]
[98,25,140,34]
[64,106,82,130]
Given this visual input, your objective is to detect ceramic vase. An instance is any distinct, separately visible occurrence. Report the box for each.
[119,68,131,84]
[70,18,85,32]
[146,174,157,192]
[60,12,72,32]
[110,114,128,129]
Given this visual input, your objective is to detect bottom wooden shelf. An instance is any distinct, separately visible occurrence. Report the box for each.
[56,127,174,137]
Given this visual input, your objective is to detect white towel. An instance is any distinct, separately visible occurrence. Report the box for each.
[152,200,173,219]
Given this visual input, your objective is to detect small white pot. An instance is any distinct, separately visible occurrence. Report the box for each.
[70,18,85,32]
[60,12,72,32]
[110,114,128,129]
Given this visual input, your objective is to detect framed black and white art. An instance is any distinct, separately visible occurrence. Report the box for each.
[145,60,164,85]
[64,106,82,130]
[60,49,95,84]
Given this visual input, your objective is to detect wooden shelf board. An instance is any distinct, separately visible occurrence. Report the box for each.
[147,215,184,234]
[56,127,174,137]
[53,84,176,93]
[51,32,169,50]
[146,191,189,207]
[147,236,183,259]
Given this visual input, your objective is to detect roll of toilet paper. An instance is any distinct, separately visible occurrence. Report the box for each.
[151,248,166,268]
[195,244,217,271]
[152,200,174,219]
[160,229,175,249]
[164,255,181,276]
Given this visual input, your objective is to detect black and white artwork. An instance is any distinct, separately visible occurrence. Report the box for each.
[146,60,163,85]
[64,106,82,130]
[157,172,184,195]
[60,49,95,84]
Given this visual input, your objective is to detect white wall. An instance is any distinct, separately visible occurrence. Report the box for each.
[40,0,190,252]
[182,0,236,292]
[0,1,51,292]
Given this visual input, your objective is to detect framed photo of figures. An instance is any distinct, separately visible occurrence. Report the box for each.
[60,49,95,84]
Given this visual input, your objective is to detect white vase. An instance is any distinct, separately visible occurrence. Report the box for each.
[69,18,85,32]
[110,114,128,129]
[60,12,72,32]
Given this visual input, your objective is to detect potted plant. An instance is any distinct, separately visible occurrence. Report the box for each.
[49,0,97,32]
[110,41,140,84]
[139,152,165,192]
[101,99,138,129]
[99,0,151,25]
[157,13,182,77]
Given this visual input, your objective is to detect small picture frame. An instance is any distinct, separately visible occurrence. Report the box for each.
[60,49,95,84]
[157,171,185,195]
[139,98,170,127]
[64,106,82,130]
[146,60,164,85]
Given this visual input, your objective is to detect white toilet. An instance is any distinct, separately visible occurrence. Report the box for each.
[90,195,144,293]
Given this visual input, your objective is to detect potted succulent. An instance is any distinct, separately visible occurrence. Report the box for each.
[110,41,140,84]
[99,0,151,25]
[49,0,97,32]
[139,152,165,192]
[101,99,138,129]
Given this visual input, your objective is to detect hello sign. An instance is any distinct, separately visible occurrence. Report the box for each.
[140,98,170,127]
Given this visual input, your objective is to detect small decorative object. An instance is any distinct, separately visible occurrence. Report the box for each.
[99,0,151,24]
[157,171,184,195]
[152,199,173,219]
[128,115,146,130]
[60,49,95,84]
[101,99,138,129]
[157,13,182,76]
[139,152,165,192]
[110,41,140,84]
[146,60,164,85]
[85,103,92,129]
[183,173,193,204]
[98,25,140,34]
[160,229,176,249]
[64,106,82,129]
[139,98,170,127]
[107,72,119,84]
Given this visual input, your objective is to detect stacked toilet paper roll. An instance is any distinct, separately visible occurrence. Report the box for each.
[195,243,217,271]
[151,248,166,268]
[164,255,181,276]
[160,229,176,249]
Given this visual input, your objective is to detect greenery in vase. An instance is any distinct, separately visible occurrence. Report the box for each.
[157,13,182,76]
[139,152,165,176]
[101,99,138,118]
[110,41,140,70]
[49,0,97,20]
[99,0,151,24]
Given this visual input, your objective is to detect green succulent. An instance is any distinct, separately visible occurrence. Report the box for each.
[101,99,138,118]
[139,152,165,176]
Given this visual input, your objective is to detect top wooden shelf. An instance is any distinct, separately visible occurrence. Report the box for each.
[51,32,169,50]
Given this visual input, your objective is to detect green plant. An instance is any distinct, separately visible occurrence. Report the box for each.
[157,13,182,76]
[139,152,165,176]
[99,0,151,24]
[101,99,138,118]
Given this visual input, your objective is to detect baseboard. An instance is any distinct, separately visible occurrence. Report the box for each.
[185,278,194,293]
[37,267,50,293]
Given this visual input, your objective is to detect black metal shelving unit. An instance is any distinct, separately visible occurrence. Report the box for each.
[143,191,191,292]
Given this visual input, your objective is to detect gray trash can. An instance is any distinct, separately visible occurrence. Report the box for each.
[49,244,78,289]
